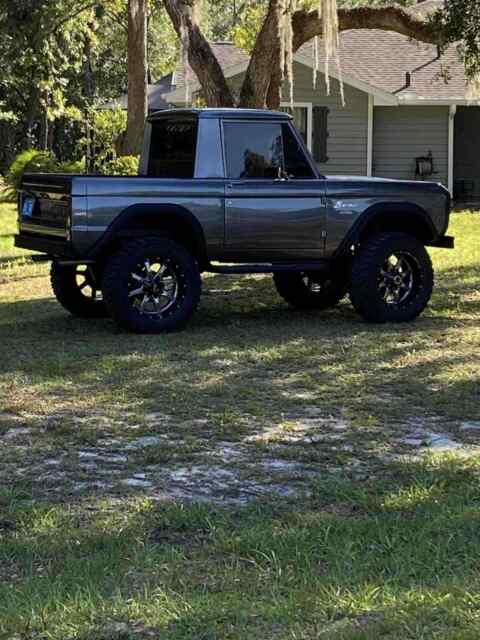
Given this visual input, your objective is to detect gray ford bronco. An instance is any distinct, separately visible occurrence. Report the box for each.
[15,108,454,333]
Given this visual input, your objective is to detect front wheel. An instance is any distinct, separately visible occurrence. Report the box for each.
[349,232,434,323]
[273,271,347,310]
[51,262,108,318]
[102,237,201,333]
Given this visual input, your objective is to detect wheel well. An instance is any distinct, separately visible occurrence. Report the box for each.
[91,208,208,270]
[358,210,435,246]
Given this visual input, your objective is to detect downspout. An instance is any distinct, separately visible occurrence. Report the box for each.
[448,105,457,196]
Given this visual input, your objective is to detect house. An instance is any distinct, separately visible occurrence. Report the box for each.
[111,0,480,201]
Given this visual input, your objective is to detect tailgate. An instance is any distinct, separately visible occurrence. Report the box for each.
[18,173,73,240]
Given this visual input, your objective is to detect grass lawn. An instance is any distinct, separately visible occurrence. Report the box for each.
[1,201,480,639]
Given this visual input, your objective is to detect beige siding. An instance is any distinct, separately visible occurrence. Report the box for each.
[373,106,449,187]
[229,62,370,176]
[284,63,369,176]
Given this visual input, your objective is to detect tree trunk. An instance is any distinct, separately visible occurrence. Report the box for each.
[240,0,284,109]
[23,86,39,148]
[122,0,148,155]
[163,0,235,107]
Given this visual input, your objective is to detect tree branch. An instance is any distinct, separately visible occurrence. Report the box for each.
[48,1,99,37]
[162,0,235,107]
[292,5,440,52]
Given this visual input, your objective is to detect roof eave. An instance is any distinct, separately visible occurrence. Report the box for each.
[166,55,399,106]
[395,97,479,106]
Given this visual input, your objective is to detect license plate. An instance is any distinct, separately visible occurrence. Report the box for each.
[22,197,35,217]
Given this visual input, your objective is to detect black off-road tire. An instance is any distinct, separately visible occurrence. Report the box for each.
[273,271,348,310]
[102,237,201,333]
[349,232,433,323]
[50,262,108,318]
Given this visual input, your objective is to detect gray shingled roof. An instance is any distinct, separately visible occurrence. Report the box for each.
[102,74,175,111]
[111,0,470,108]
[298,31,466,101]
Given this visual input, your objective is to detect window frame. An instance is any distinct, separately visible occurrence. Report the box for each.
[220,117,319,181]
[280,102,313,152]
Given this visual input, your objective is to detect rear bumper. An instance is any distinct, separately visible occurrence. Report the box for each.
[427,235,455,249]
[14,233,77,258]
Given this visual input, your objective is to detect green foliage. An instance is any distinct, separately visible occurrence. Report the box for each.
[90,108,127,167]
[4,149,85,198]
[57,159,85,174]
[5,150,58,194]
[232,3,268,53]
[99,155,139,176]
[432,0,480,83]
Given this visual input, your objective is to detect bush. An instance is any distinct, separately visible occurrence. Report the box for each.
[99,155,139,176]
[57,159,85,174]
[5,149,58,194]
[4,150,85,198]
[81,108,128,171]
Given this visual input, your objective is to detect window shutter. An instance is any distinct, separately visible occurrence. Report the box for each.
[312,106,329,163]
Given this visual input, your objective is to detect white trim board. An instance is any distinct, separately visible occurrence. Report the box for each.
[448,105,457,195]
[367,95,374,177]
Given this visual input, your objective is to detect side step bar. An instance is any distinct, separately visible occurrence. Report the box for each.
[207,261,331,275]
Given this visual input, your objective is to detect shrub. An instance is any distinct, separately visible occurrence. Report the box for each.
[99,155,139,176]
[57,159,85,174]
[4,150,86,199]
[5,149,58,194]
[85,108,127,170]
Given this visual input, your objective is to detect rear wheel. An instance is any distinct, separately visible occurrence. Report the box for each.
[273,271,347,310]
[349,232,433,323]
[50,262,108,318]
[102,237,201,333]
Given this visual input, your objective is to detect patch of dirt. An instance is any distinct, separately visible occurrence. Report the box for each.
[1,408,478,504]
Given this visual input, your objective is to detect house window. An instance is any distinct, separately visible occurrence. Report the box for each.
[280,104,312,150]
[281,103,329,164]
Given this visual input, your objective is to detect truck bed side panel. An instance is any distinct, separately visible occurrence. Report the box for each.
[74,178,225,257]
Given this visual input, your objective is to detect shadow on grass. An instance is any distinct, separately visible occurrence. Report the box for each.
[1,266,479,427]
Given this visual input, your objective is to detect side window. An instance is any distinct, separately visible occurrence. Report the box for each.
[148,119,198,178]
[224,122,283,179]
[282,124,315,179]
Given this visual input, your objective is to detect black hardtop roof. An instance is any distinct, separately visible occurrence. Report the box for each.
[147,108,292,123]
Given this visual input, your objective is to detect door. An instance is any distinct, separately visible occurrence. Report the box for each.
[222,120,326,261]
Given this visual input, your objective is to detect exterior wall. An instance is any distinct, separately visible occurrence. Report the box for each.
[229,62,370,176]
[373,106,449,187]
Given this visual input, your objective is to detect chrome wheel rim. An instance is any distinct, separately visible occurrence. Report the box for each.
[378,252,418,306]
[302,274,333,294]
[75,266,102,302]
[128,258,182,317]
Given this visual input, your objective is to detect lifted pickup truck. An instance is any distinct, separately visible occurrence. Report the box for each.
[15,108,453,333]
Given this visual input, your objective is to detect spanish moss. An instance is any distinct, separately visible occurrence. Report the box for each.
[466,74,480,102]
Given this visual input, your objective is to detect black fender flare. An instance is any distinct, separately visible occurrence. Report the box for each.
[333,201,438,257]
[87,203,208,267]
